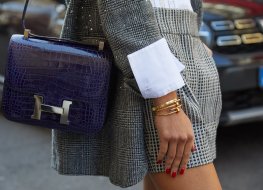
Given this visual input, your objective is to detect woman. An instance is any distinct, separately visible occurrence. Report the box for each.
[52,0,223,189]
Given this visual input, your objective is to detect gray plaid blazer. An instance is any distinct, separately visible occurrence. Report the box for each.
[59,0,204,114]
[62,0,203,84]
[52,0,206,187]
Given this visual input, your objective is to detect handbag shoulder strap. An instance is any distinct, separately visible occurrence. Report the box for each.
[21,0,106,51]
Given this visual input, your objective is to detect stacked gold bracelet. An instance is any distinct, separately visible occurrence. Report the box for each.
[152,98,182,116]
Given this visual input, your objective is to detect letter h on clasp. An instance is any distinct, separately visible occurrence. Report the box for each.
[31,95,72,125]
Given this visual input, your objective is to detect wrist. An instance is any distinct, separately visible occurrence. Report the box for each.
[152,91,178,106]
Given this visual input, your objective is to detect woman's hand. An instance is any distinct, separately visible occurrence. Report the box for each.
[153,91,195,178]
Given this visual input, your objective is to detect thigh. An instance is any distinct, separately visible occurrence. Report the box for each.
[143,173,158,190]
[149,163,222,190]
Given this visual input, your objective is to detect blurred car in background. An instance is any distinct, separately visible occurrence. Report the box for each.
[200,0,263,126]
[1,0,263,127]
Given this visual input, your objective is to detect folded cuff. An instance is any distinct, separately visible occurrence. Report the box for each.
[127,38,186,99]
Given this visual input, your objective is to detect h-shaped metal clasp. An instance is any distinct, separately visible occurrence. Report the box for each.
[31,95,72,125]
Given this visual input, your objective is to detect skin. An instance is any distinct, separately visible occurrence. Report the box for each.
[144,163,222,190]
[153,91,195,177]
[146,77,222,189]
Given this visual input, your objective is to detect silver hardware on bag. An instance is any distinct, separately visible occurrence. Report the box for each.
[22,0,107,51]
[99,41,105,51]
[31,95,72,125]
[24,29,30,39]
[82,37,106,51]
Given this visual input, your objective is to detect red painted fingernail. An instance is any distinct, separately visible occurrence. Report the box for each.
[165,168,171,174]
[172,171,177,178]
[180,167,186,175]
[156,160,162,164]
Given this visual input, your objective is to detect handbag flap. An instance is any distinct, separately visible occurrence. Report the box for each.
[2,35,112,134]
[5,35,112,102]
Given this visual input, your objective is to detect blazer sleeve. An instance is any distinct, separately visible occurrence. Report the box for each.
[97,0,187,98]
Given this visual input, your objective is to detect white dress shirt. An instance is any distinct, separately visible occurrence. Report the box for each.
[127,0,194,99]
[150,0,193,10]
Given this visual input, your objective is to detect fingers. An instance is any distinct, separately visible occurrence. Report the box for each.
[179,136,195,175]
[156,135,196,178]
[170,135,187,177]
[156,137,169,165]
[164,140,177,174]
[154,110,196,178]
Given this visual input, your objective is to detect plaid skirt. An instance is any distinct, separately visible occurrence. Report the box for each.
[51,8,222,188]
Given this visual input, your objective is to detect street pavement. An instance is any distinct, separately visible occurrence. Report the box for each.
[0,113,263,190]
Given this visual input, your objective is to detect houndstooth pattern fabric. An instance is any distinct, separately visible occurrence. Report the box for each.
[144,8,222,172]
[51,0,222,188]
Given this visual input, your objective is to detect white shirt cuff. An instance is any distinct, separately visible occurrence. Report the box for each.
[150,0,194,11]
[127,38,186,99]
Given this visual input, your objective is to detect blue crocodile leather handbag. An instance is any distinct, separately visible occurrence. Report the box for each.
[1,0,112,134]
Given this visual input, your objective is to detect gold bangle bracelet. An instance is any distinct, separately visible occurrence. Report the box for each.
[152,98,181,112]
[155,109,180,116]
[169,105,182,112]
[153,102,181,112]
[154,105,182,116]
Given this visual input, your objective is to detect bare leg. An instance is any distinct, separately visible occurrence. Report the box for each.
[143,173,158,190]
[149,163,222,190]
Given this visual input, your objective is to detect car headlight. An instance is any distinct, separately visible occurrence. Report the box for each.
[199,22,214,48]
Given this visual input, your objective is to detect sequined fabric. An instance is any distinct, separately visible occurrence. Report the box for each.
[52,0,222,188]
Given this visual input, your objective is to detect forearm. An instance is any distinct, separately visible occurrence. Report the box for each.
[153,91,178,106]
[152,91,181,117]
